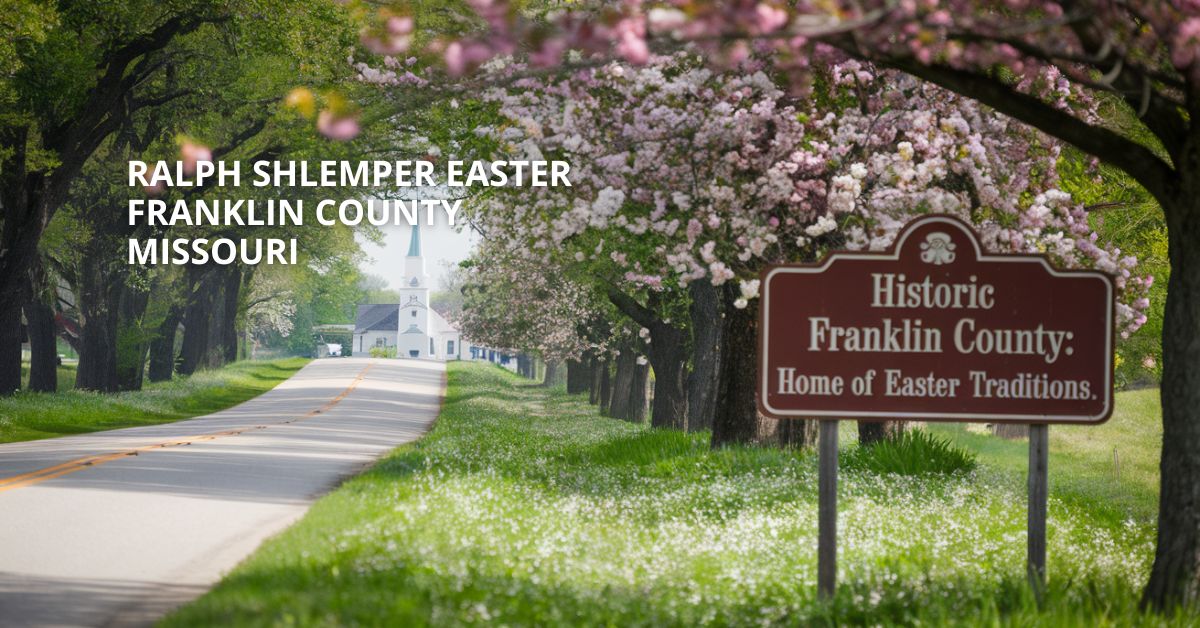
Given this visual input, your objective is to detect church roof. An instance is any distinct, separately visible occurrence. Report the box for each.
[354,304,399,333]
[429,308,458,334]
[353,302,460,335]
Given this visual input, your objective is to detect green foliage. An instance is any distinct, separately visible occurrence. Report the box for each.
[0,358,308,443]
[165,363,1183,626]
[844,429,977,476]
[1058,121,1166,389]
[368,346,397,358]
[357,273,400,305]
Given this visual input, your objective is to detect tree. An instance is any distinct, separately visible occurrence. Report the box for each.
[367,1,1200,606]
[358,273,400,305]
[457,241,603,370]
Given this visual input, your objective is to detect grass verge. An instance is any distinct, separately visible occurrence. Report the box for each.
[0,358,310,444]
[165,362,1187,626]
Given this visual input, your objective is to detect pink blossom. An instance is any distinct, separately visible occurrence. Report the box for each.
[317,110,360,140]
[179,141,211,175]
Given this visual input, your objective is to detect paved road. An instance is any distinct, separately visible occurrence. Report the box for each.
[0,358,445,627]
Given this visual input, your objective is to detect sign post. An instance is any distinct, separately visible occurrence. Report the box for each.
[1028,423,1049,597]
[817,420,838,599]
[758,215,1115,600]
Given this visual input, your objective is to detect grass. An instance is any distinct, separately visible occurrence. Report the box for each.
[926,387,1163,525]
[0,358,310,444]
[164,362,1189,626]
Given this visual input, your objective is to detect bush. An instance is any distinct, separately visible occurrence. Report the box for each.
[844,429,977,476]
[369,346,397,358]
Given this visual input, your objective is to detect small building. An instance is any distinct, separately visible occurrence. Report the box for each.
[353,226,462,360]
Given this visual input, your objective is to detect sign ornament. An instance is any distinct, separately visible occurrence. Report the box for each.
[919,232,956,265]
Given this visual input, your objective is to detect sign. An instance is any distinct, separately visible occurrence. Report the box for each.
[759,215,1114,423]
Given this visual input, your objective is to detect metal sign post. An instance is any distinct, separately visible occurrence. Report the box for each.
[758,215,1115,601]
[1028,424,1049,597]
[817,420,838,599]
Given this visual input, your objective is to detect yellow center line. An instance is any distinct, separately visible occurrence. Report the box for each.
[0,363,375,494]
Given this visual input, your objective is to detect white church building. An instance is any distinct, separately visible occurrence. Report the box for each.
[353,226,463,360]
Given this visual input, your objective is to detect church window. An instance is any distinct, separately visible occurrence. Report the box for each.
[447,340,455,355]
[411,310,416,317]
[409,277,419,287]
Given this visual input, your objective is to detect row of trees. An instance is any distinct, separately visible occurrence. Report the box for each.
[447,55,1148,452]
[400,0,1200,609]
[0,0,418,394]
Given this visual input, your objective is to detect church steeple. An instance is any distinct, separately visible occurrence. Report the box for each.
[407,225,421,257]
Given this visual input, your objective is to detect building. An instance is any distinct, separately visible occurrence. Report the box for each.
[353,226,462,360]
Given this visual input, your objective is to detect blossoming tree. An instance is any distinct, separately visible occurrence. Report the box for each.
[462,54,1147,447]
[456,240,608,377]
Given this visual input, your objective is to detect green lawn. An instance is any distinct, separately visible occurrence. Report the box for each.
[0,358,310,444]
[927,388,1163,525]
[165,362,1188,626]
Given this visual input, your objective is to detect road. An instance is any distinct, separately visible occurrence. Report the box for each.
[0,357,445,627]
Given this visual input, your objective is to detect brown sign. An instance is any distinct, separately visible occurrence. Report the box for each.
[759,215,1114,423]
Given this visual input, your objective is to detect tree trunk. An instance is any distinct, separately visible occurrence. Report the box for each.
[148,304,183,382]
[74,252,120,392]
[179,269,209,376]
[516,354,532,378]
[648,329,688,429]
[858,421,907,445]
[603,287,690,428]
[598,359,612,414]
[588,356,603,404]
[0,300,23,395]
[711,284,760,447]
[220,266,242,366]
[0,125,38,395]
[23,257,57,393]
[629,359,649,424]
[566,359,590,394]
[1143,193,1200,610]
[609,349,636,420]
[687,280,722,432]
[180,265,233,375]
[991,424,1029,440]
[541,360,561,387]
[116,283,151,391]
[777,418,819,448]
[24,293,58,393]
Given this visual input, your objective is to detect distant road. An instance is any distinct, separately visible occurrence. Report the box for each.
[0,358,444,627]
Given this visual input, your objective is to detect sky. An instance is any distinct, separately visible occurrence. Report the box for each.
[357,217,478,291]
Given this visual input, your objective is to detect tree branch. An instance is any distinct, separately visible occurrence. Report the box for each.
[883,58,1177,204]
[604,284,658,329]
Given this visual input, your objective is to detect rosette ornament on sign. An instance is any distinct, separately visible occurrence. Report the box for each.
[759,215,1115,424]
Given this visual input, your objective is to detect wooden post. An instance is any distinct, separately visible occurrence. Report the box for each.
[1027,423,1049,597]
[818,420,838,599]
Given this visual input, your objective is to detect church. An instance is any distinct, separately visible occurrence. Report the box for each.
[353,226,463,360]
